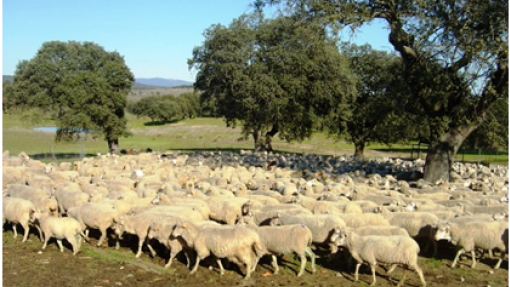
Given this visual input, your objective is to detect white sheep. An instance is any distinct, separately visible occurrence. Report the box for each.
[171,221,266,279]
[353,225,410,237]
[240,216,316,276]
[67,202,121,247]
[382,211,440,257]
[330,226,426,287]
[146,220,220,268]
[206,196,251,224]
[112,212,185,258]
[271,212,346,252]
[3,196,41,242]
[38,213,87,255]
[336,213,391,228]
[434,220,508,269]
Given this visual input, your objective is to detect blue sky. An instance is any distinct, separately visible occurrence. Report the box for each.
[3,0,392,82]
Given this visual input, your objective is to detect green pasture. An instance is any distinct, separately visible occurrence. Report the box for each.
[2,111,508,165]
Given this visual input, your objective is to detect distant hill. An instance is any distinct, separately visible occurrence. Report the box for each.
[3,75,193,88]
[135,77,193,87]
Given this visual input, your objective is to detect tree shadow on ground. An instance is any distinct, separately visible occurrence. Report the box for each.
[30,153,97,162]
[143,119,180,126]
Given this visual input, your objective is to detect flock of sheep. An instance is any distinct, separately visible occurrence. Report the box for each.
[2,149,509,286]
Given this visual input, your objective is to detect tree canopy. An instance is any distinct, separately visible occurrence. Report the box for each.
[127,92,202,123]
[258,0,508,181]
[325,43,417,157]
[10,41,134,153]
[190,12,357,151]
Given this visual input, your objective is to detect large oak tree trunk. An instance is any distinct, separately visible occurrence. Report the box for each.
[253,130,266,151]
[423,125,479,182]
[353,138,365,158]
[264,124,279,152]
[108,139,120,154]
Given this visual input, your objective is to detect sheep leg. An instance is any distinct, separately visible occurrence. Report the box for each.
[216,258,225,275]
[271,255,280,275]
[96,228,108,247]
[146,241,157,257]
[251,256,260,272]
[297,253,307,277]
[470,250,477,269]
[354,263,361,282]
[369,263,377,287]
[386,264,397,275]
[11,223,18,239]
[184,250,192,269]
[135,237,144,258]
[165,245,180,268]
[21,222,30,242]
[494,250,504,270]
[34,225,44,242]
[411,263,426,287]
[451,248,466,268]
[396,266,407,287]
[243,258,252,279]
[84,229,90,241]
[305,246,316,273]
[56,239,64,252]
[164,256,174,268]
[42,232,51,250]
[190,255,201,275]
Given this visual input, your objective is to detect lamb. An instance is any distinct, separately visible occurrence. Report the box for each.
[37,212,87,255]
[67,202,121,247]
[171,220,266,279]
[434,220,508,269]
[3,197,41,242]
[239,216,316,276]
[330,226,426,287]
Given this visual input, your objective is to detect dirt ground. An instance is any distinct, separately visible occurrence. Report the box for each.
[3,227,508,287]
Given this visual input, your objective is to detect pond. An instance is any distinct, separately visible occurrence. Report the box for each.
[33,127,91,133]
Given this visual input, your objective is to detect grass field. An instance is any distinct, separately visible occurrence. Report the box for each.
[2,111,508,165]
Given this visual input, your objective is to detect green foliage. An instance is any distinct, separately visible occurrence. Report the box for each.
[463,97,509,150]
[127,92,202,123]
[258,0,508,181]
[10,41,134,149]
[324,43,418,156]
[190,12,357,150]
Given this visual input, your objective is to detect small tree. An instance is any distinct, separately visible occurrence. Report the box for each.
[190,13,356,151]
[11,41,134,154]
[326,43,415,157]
